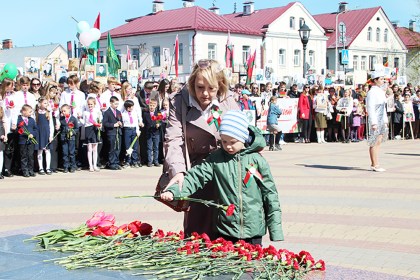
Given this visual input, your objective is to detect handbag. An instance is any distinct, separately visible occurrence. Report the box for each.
[154,94,191,212]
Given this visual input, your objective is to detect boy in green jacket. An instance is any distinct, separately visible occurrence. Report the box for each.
[161,110,283,245]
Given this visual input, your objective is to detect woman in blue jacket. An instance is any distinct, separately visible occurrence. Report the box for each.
[267,96,282,151]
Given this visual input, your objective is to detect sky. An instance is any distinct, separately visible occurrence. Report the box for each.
[3,0,419,48]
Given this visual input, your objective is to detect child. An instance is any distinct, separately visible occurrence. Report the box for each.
[351,99,361,142]
[87,81,106,112]
[59,104,79,173]
[58,75,86,119]
[35,98,54,175]
[0,78,16,177]
[0,107,8,179]
[82,97,102,172]
[122,100,141,168]
[44,82,61,172]
[102,77,122,109]
[17,105,38,177]
[103,96,123,170]
[266,96,282,151]
[158,98,170,164]
[161,111,283,245]
[14,76,37,111]
[142,99,160,167]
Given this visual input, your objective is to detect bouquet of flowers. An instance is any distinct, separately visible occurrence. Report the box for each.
[67,122,75,139]
[151,111,164,126]
[6,99,14,109]
[17,121,38,144]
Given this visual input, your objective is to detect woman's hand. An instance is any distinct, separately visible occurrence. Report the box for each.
[165,172,185,191]
[160,192,174,201]
[372,124,378,131]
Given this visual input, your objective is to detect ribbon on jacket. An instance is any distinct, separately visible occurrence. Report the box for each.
[206,106,222,130]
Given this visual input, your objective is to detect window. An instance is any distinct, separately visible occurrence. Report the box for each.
[369,55,377,70]
[353,55,359,70]
[208,43,216,60]
[179,43,183,65]
[152,46,161,66]
[361,56,367,70]
[299,18,305,28]
[132,48,139,61]
[376,28,381,42]
[367,27,372,41]
[294,50,300,66]
[278,49,285,65]
[308,50,315,66]
[394,57,400,68]
[384,28,388,42]
[242,46,251,65]
[290,16,295,29]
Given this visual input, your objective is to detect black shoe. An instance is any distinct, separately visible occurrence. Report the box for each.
[4,170,13,177]
[0,173,4,179]
[23,172,30,178]
[275,144,282,150]
[69,169,75,173]
[46,169,52,175]
[76,166,82,171]
[109,165,120,170]
[154,163,160,167]
[38,170,46,175]
[147,163,153,167]
[63,169,69,173]
[30,172,36,177]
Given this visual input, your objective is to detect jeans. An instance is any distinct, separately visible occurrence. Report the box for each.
[124,128,139,164]
[62,139,76,169]
[146,131,160,164]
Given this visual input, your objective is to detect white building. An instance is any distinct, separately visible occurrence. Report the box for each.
[314,2,407,85]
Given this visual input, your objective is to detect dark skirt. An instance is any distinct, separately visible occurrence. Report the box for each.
[37,114,51,150]
[0,124,5,151]
[85,126,100,143]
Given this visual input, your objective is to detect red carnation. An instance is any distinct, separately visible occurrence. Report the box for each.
[102,103,107,108]
[68,122,74,129]
[18,121,25,127]
[315,259,326,271]
[151,115,157,121]
[65,113,70,118]
[127,222,139,234]
[226,204,235,216]
[18,128,24,135]
[139,223,153,236]
[53,103,59,109]
[8,100,14,107]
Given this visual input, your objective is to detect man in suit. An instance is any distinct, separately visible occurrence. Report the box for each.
[136,81,155,112]
[102,96,123,170]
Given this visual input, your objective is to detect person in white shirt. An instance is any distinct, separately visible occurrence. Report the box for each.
[336,89,354,143]
[101,77,122,109]
[14,76,37,116]
[58,75,86,121]
[366,71,388,172]
[80,97,103,172]
[121,100,141,167]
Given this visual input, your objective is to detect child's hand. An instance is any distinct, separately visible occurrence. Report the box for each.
[160,192,174,201]
[3,136,7,142]
[156,123,160,128]
[55,124,60,130]
[12,124,16,130]
[136,132,141,137]
[0,135,4,140]
[139,122,144,127]
[114,123,119,127]
[28,134,34,139]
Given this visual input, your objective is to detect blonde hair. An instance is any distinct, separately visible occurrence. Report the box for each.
[188,59,228,100]
[107,76,119,85]
[121,81,132,100]
[89,80,103,94]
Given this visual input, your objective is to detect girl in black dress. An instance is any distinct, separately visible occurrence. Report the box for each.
[35,98,54,175]
[82,97,102,172]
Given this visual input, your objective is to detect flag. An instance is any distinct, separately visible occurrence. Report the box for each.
[225,30,234,68]
[245,50,256,85]
[383,57,389,67]
[174,35,179,77]
[126,45,131,62]
[107,32,120,77]
[87,13,100,65]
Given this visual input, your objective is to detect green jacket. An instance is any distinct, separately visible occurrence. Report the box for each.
[168,126,284,241]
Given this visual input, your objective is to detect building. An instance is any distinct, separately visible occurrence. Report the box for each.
[0,40,68,79]
[314,2,407,86]
[395,20,420,85]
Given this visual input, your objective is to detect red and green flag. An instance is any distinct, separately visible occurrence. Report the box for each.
[107,32,120,77]
[243,164,263,187]
[87,13,100,65]
[245,49,256,85]
[225,30,234,68]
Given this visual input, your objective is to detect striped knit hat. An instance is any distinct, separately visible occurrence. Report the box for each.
[219,110,249,143]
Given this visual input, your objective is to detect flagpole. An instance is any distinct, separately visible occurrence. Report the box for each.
[168,46,175,78]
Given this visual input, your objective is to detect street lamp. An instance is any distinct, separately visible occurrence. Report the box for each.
[299,22,311,78]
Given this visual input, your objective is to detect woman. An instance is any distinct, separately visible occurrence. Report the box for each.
[30,78,43,100]
[298,84,311,143]
[313,86,328,143]
[336,89,353,143]
[366,71,388,172]
[164,59,239,239]
[151,79,170,110]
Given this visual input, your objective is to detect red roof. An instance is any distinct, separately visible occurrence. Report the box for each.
[102,6,260,39]
[313,7,381,48]
[223,2,295,34]
[395,27,420,49]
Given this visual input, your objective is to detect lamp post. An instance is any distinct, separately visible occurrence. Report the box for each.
[299,22,311,78]
[335,11,346,73]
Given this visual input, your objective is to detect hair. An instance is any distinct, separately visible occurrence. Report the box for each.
[269,95,278,104]
[29,78,43,93]
[110,96,119,103]
[158,79,170,95]
[124,100,134,109]
[17,76,31,90]
[250,83,260,96]
[170,82,180,93]
[234,83,243,90]
[86,96,96,105]
[89,81,103,94]
[0,78,14,99]
[266,82,272,87]
[144,81,154,90]
[107,76,119,85]
[21,104,33,113]
[44,82,60,105]
[35,97,50,122]
[80,80,89,94]
[188,59,228,100]
[148,98,158,105]
[61,104,71,114]
[67,75,80,86]
[0,107,4,119]
[121,81,132,100]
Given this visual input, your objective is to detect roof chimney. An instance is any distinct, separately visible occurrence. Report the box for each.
[183,0,194,8]
[338,2,348,13]
[209,5,220,15]
[2,39,13,49]
[243,1,254,16]
[409,19,416,32]
[392,21,399,28]
[152,0,164,13]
